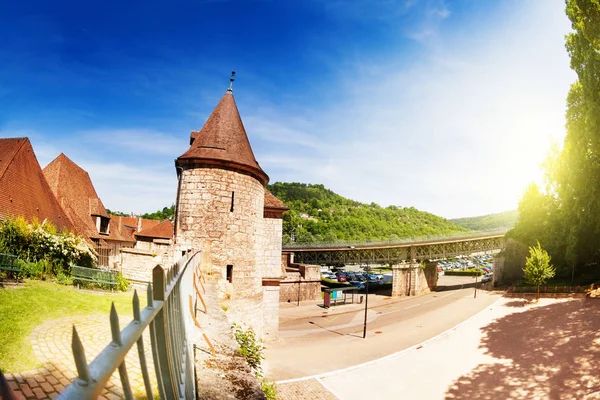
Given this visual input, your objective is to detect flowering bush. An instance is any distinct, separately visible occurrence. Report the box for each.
[0,217,96,275]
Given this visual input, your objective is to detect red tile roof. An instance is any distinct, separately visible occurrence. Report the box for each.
[135,219,174,240]
[177,92,269,185]
[264,190,289,211]
[111,216,162,240]
[43,153,133,242]
[0,138,73,230]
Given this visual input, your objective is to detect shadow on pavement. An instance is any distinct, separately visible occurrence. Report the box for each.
[308,321,363,339]
[445,298,600,400]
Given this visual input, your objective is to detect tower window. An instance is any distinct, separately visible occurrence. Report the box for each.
[227,265,233,283]
[230,191,235,212]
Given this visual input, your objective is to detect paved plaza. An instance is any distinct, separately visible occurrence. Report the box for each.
[4,315,156,400]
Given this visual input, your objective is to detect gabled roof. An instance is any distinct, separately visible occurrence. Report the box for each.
[176,91,269,186]
[0,138,73,230]
[135,219,174,240]
[43,153,133,242]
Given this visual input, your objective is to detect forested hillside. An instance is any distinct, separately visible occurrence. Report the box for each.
[268,182,469,244]
[451,210,517,231]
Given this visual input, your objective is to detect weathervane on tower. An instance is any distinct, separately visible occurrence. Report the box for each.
[227,70,236,93]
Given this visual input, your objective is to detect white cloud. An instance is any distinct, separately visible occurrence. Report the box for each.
[255,0,575,218]
[79,129,187,157]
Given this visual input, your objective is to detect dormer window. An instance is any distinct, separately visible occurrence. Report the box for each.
[96,216,110,235]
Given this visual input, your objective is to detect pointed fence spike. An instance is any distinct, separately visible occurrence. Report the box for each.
[110,302,122,347]
[71,325,91,385]
[147,282,153,308]
[133,290,140,321]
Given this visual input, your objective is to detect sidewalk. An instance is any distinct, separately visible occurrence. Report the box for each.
[279,291,413,321]
[279,275,479,322]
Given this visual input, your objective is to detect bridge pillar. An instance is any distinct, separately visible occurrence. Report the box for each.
[424,261,439,291]
[392,262,409,297]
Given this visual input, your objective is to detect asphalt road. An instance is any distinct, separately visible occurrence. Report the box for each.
[266,277,501,381]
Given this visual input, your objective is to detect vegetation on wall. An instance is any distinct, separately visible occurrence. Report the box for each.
[268,182,469,244]
[508,1,600,283]
[451,210,518,231]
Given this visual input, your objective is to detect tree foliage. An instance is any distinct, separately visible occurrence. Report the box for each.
[268,182,469,244]
[451,210,518,231]
[523,242,556,299]
[141,205,175,221]
[509,1,600,280]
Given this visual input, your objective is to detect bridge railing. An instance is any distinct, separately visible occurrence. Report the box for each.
[283,230,508,250]
[58,250,201,400]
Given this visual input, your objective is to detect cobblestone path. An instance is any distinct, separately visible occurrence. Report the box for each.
[4,314,157,399]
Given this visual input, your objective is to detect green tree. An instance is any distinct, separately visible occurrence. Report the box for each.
[523,242,556,300]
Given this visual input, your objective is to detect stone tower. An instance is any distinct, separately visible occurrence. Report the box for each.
[174,84,287,339]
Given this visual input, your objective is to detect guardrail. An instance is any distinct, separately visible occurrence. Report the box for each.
[58,250,201,399]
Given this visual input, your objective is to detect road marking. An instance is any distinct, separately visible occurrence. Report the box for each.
[323,314,342,323]
[404,304,421,309]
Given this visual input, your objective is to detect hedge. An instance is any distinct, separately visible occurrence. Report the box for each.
[444,269,484,277]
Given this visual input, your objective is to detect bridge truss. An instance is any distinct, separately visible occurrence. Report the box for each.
[287,234,505,265]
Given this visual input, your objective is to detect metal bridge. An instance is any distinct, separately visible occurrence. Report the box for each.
[284,232,506,265]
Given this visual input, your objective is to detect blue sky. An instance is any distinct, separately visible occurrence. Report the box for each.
[0,0,574,218]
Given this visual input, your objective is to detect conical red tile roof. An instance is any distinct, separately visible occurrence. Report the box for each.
[177,91,269,185]
[0,138,73,230]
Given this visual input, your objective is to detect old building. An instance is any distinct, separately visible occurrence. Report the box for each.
[43,153,135,266]
[134,219,173,253]
[0,138,72,230]
[174,85,288,339]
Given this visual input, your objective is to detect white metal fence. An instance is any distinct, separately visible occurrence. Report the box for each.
[57,250,201,399]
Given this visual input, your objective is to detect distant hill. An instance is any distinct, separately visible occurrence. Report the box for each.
[450,210,518,232]
[268,182,469,245]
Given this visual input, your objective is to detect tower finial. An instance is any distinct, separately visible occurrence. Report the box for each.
[227,70,236,93]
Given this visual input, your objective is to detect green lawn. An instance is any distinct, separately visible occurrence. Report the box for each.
[0,279,133,372]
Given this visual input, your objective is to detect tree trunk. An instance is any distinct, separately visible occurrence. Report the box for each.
[537,284,540,301]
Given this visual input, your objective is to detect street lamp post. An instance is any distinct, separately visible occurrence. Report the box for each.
[363,265,371,339]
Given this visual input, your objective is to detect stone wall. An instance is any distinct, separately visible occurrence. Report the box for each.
[493,253,505,286]
[262,285,280,340]
[259,217,284,278]
[391,262,431,297]
[120,248,165,285]
[175,167,266,337]
[279,264,321,303]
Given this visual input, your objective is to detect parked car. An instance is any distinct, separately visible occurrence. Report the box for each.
[336,272,347,282]
[349,280,365,290]
[346,272,356,281]
[481,273,493,283]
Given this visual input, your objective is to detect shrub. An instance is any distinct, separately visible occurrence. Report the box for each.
[116,272,130,292]
[0,217,96,276]
[56,272,74,286]
[260,379,278,400]
[444,269,484,277]
[231,323,277,399]
[232,323,264,371]
[20,260,49,280]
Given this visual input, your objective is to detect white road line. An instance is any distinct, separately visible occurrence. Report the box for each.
[404,303,421,309]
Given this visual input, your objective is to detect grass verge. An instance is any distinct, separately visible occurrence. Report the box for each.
[0,279,133,372]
